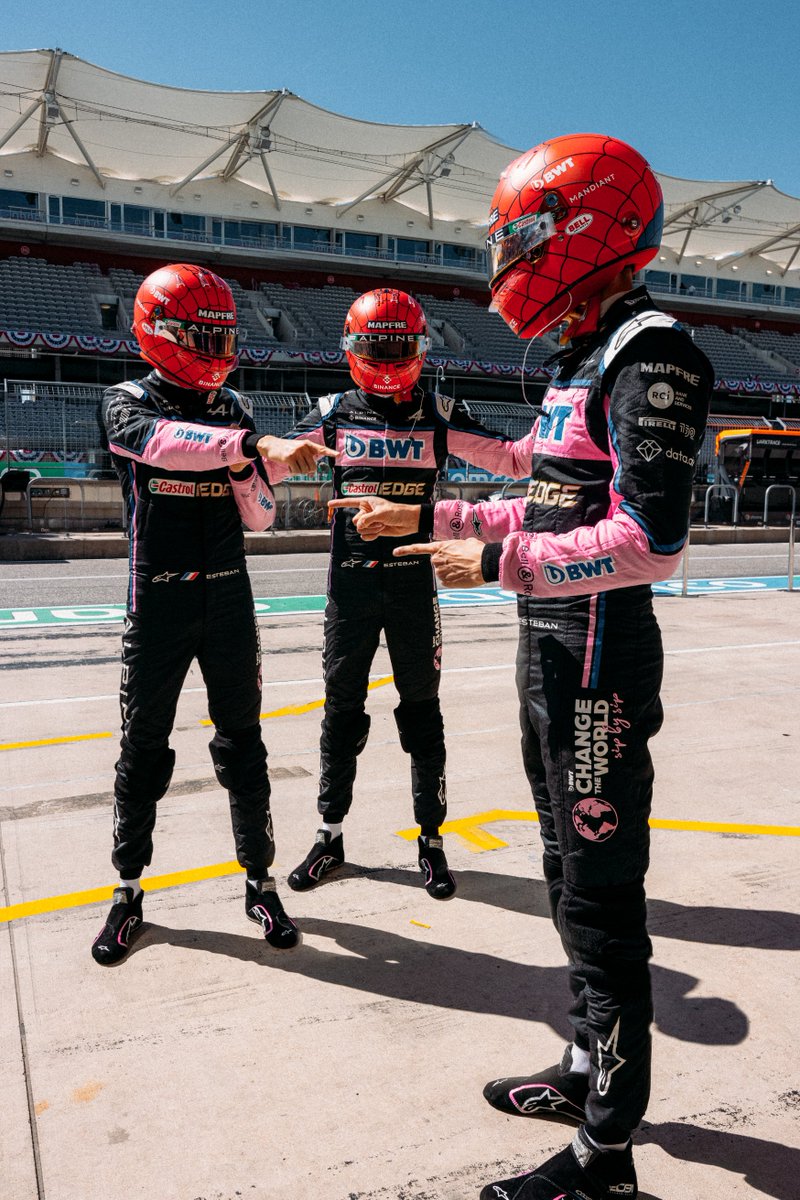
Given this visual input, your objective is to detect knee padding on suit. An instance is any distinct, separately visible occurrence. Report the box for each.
[560,879,652,984]
[209,724,268,799]
[542,851,564,931]
[393,699,444,762]
[116,742,176,804]
[320,708,371,759]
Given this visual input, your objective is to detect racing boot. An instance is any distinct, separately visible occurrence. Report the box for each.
[245,878,301,950]
[91,886,144,965]
[287,829,345,892]
[483,1043,588,1124]
[479,1126,637,1199]
[417,834,456,900]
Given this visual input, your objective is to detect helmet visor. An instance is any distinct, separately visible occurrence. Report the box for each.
[340,332,431,362]
[487,210,557,288]
[154,317,238,359]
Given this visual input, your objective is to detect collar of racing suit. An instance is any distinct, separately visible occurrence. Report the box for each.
[146,370,220,420]
[561,285,653,355]
[357,385,426,414]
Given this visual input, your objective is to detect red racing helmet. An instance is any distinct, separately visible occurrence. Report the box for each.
[133,263,239,390]
[486,133,664,339]
[341,288,431,396]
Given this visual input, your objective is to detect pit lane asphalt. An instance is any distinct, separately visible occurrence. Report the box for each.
[1,546,798,1200]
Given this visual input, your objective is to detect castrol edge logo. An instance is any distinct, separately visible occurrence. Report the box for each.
[148,478,231,498]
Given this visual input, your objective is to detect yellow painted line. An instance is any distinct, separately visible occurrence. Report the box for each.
[4,806,798,925]
[0,861,245,924]
[2,677,396,744]
[410,920,431,929]
[650,817,800,837]
[0,731,113,752]
[396,808,800,851]
[199,675,395,726]
[396,809,538,851]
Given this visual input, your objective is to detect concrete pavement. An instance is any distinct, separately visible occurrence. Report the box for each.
[1,590,798,1199]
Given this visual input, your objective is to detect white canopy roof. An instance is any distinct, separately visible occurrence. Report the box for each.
[1,48,800,272]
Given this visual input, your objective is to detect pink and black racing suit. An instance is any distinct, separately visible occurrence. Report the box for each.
[430,287,713,1142]
[101,371,277,880]
[279,386,534,832]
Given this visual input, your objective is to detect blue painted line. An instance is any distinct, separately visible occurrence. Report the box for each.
[1,576,797,629]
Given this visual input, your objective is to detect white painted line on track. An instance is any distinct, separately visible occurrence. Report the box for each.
[3,637,798,713]
[0,566,326,583]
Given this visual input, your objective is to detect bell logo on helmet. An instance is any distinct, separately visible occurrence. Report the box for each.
[565,213,594,236]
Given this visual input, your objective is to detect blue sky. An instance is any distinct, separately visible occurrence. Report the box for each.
[5,0,800,194]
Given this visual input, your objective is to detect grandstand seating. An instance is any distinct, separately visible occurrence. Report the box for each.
[2,254,800,390]
[685,323,792,380]
[735,327,800,372]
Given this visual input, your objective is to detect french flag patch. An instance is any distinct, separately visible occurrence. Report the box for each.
[180,571,200,582]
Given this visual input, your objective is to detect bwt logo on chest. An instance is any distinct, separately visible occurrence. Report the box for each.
[343,433,425,461]
[538,404,573,443]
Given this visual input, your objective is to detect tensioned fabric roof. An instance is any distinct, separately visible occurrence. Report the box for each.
[1,48,800,274]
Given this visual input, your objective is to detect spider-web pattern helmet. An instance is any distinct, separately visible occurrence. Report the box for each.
[133,263,239,390]
[486,133,664,338]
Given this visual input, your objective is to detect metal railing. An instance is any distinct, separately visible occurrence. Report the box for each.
[703,483,740,526]
[762,484,797,592]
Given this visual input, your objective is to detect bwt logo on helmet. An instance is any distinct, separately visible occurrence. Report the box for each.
[343,433,424,462]
[196,308,235,321]
[543,556,616,585]
[365,320,408,330]
[532,157,575,189]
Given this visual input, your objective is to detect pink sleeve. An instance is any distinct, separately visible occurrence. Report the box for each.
[445,428,535,480]
[230,468,276,532]
[108,419,249,472]
[496,513,683,597]
[434,496,528,542]
[262,423,329,484]
[434,497,683,596]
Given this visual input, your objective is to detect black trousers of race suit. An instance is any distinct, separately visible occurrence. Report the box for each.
[318,560,446,831]
[516,587,664,1145]
[111,571,274,880]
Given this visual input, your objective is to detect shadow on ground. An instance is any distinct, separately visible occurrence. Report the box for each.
[639,1119,800,1200]
[137,898,749,1048]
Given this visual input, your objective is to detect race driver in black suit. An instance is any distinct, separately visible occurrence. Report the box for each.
[334,138,713,1200]
[92,262,333,965]
[268,288,534,901]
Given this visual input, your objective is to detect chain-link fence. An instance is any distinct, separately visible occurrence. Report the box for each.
[1,381,540,475]
[0,381,317,478]
[0,382,543,530]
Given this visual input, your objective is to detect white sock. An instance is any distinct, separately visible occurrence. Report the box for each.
[322,821,343,839]
[584,1129,630,1153]
[569,1043,591,1075]
[120,878,142,898]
